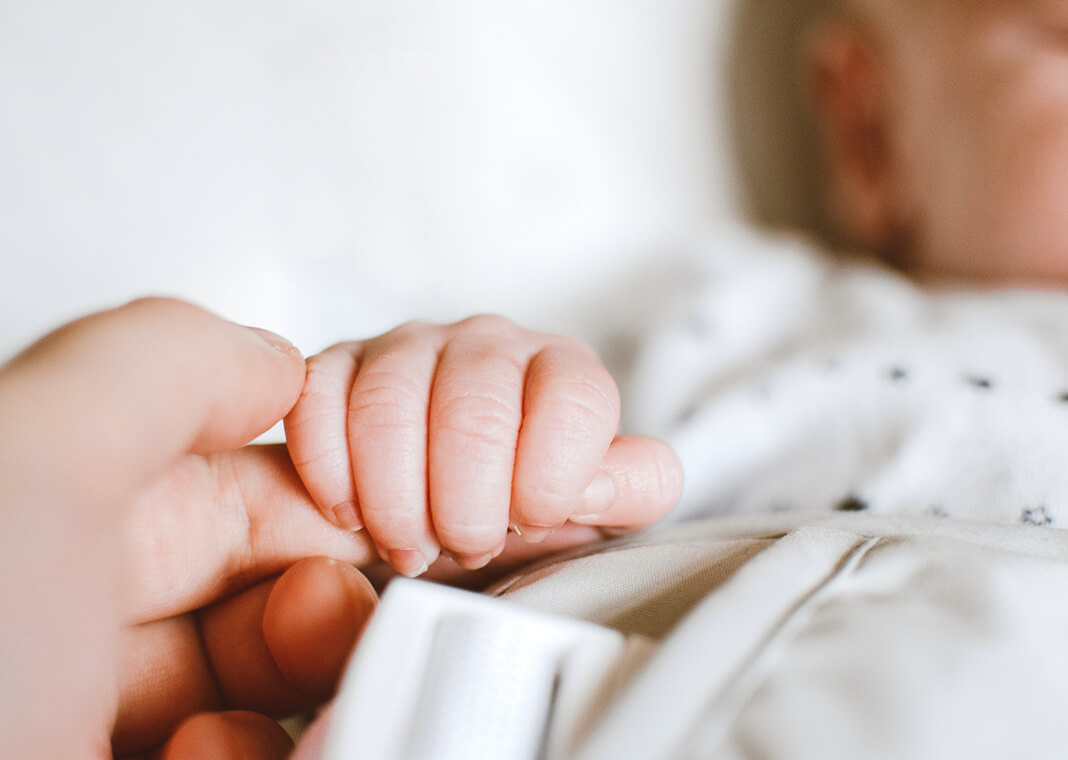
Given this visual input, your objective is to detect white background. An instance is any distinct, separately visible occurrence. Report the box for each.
[1,0,743,362]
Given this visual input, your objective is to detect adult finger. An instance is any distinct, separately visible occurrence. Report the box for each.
[0,297,306,515]
[261,557,378,696]
[158,711,293,760]
[568,435,684,531]
[112,558,377,755]
[201,557,375,717]
[347,322,443,578]
[510,340,620,541]
[428,316,528,568]
[122,445,376,623]
[284,343,365,532]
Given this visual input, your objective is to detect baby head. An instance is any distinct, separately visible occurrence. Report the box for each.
[808,0,1068,285]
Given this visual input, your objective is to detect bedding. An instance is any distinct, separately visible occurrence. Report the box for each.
[327,511,1068,758]
[494,512,1068,759]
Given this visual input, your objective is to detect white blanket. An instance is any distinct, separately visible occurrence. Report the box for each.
[493,512,1068,759]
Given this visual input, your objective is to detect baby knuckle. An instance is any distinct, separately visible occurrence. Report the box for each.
[435,394,519,452]
[553,373,620,430]
[348,374,427,431]
[517,452,588,500]
[455,313,518,336]
[386,319,433,341]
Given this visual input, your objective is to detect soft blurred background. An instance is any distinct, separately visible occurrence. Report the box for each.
[0,0,825,363]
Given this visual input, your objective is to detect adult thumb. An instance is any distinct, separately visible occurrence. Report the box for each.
[0,297,306,514]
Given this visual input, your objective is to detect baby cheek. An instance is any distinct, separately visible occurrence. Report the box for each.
[989,109,1068,282]
[938,67,1068,285]
[903,15,1068,285]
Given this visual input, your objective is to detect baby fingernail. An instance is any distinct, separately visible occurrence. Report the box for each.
[388,549,430,578]
[454,551,495,570]
[332,501,363,532]
[515,525,554,544]
[572,472,616,519]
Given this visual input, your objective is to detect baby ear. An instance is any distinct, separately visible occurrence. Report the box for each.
[805,19,898,253]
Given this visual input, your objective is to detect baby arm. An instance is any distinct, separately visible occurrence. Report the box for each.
[284,315,683,578]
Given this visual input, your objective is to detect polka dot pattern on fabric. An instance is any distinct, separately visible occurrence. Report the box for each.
[622,224,1068,529]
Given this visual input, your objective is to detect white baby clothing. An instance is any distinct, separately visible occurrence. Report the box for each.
[617,224,1068,528]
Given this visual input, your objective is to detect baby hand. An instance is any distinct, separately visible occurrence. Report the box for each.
[284,315,682,577]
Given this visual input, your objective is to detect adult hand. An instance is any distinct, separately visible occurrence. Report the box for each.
[0,299,378,759]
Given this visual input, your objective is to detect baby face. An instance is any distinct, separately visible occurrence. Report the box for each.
[859,0,1068,285]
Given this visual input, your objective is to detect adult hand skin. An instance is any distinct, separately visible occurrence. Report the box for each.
[0,298,682,758]
[0,299,378,759]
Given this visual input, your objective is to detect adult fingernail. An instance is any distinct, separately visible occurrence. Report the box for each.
[571,471,616,521]
[332,501,363,532]
[247,326,303,358]
[388,549,430,578]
